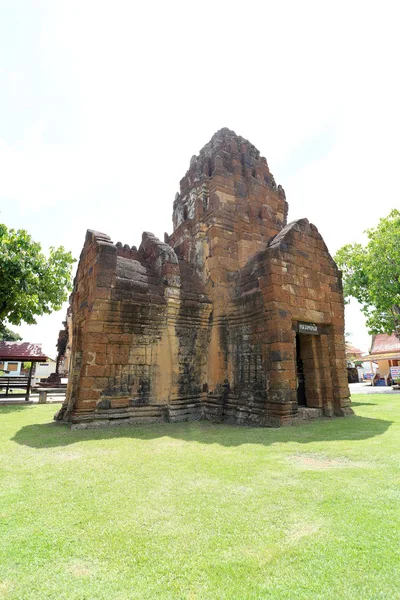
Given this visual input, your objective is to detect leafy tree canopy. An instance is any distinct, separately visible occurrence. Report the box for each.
[0,224,75,329]
[335,209,400,338]
[0,324,22,341]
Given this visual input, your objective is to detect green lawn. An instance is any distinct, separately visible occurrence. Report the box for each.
[1,395,399,600]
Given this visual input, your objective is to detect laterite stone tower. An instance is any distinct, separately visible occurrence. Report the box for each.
[56,128,352,427]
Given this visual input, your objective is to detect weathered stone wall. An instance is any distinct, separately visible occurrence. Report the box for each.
[57,229,212,426]
[57,128,351,428]
[226,218,351,426]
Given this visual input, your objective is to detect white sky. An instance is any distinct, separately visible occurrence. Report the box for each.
[1,0,399,357]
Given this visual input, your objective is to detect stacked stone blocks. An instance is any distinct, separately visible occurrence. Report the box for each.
[57,128,351,428]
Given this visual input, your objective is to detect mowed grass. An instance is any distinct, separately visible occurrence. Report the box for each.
[1,395,400,600]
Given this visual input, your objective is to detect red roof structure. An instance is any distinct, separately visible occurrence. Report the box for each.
[0,342,49,402]
[363,334,400,361]
[0,342,47,362]
[370,334,400,354]
[346,345,364,356]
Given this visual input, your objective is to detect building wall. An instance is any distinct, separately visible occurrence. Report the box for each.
[376,360,390,377]
[0,361,22,376]
[218,218,350,425]
[56,129,351,428]
[32,359,57,385]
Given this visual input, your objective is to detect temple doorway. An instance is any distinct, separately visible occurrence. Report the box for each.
[294,322,335,414]
[296,334,307,406]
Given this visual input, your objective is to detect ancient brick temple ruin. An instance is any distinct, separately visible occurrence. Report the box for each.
[56,128,352,428]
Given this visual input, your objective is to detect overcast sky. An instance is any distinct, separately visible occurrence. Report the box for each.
[1,0,399,357]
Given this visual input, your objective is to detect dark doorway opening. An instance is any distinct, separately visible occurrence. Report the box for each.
[296,334,306,406]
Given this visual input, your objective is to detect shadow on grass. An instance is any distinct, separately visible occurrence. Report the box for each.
[351,402,378,407]
[11,414,393,449]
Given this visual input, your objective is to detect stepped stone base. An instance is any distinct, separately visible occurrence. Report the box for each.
[62,399,351,430]
[297,407,324,421]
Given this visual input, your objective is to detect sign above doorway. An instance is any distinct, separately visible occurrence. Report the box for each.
[298,322,319,335]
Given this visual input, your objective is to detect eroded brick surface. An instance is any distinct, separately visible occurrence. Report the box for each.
[56,128,352,428]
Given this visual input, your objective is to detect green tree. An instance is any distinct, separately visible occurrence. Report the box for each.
[0,325,22,341]
[335,209,400,338]
[0,224,75,330]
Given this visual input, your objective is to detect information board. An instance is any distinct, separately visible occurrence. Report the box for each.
[390,366,400,378]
